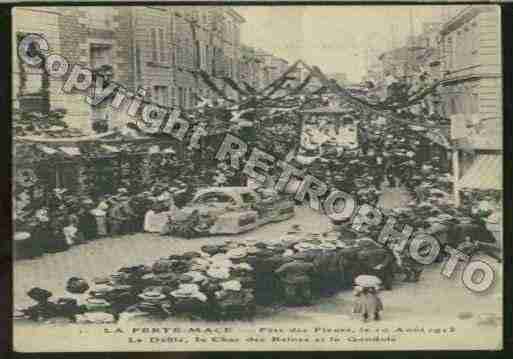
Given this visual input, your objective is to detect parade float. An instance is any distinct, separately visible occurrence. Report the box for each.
[164,187,295,237]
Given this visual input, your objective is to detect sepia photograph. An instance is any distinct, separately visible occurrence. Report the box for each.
[11,3,503,351]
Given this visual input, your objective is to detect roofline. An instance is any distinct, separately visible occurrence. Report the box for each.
[226,8,246,23]
[439,6,493,36]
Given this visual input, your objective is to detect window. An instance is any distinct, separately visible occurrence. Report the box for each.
[90,44,113,69]
[170,13,175,42]
[471,22,479,64]
[227,58,232,78]
[150,27,166,63]
[450,97,458,115]
[195,40,201,69]
[200,44,206,70]
[158,28,166,62]
[471,93,479,114]
[178,87,184,108]
[463,27,471,67]
[455,32,462,69]
[153,86,169,107]
[170,86,176,107]
[184,88,190,108]
[175,47,180,67]
[205,45,210,72]
[86,8,112,30]
[171,46,176,67]
[446,36,453,70]
[189,89,195,107]
[150,29,158,62]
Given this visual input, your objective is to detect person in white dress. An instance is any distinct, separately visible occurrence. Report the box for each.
[144,191,178,233]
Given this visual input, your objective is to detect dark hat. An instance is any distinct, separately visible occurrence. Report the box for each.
[201,245,224,256]
[118,265,152,276]
[182,251,202,260]
[255,249,275,258]
[66,277,90,294]
[254,242,268,249]
[92,277,111,285]
[56,297,78,308]
[27,287,52,302]
[155,273,179,286]
[178,274,194,283]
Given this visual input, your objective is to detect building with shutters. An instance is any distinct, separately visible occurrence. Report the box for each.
[439,5,502,136]
[13,7,134,134]
[438,5,502,209]
[131,6,245,109]
[14,6,310,133]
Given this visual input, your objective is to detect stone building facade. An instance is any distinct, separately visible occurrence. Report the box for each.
[13,7,133,133]
[13,6,247,135]
[439,6,502,207]
[440,5,502,135]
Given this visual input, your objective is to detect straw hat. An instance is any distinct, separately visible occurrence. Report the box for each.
[221,280,242,292]
[137,291,166,303]
[170,284,207,302]
[183,271,207,283]
[226,248,248,259]
[206,267,230,279]
[14,232,31,241]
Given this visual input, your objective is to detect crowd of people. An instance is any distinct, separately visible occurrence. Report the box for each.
[14,182,188,260]
[15,223,407,323]
[14,71,503,324]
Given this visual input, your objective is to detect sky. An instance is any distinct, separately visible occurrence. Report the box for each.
[235,6,465,82]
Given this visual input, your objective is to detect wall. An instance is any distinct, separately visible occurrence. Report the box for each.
[441,5,502,150]
[133,7,175,107]
[476,9,502,123]
[12,8,61,113]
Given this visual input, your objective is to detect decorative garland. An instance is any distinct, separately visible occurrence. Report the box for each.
[222,76,249,97]
[262,76,290,99]
[197,70,236,103]
[242,81,257,94]
[263,74,313,103]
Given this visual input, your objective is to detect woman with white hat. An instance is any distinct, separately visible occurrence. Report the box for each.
[14,231,40,259]
[352,276,384,322]
[91,198,109,237]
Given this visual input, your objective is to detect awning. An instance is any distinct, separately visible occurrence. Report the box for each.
[459,154,502,190]
[59,146,81,156]
[423,128,451,148]
[101,144,121,153]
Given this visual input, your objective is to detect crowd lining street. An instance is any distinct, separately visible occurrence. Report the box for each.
[14,206,502,329]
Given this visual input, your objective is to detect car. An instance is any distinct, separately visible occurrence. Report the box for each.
[171,187,295,235]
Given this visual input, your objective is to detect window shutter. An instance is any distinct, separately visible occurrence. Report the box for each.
[151,28,157,62]
[159,28,165,62]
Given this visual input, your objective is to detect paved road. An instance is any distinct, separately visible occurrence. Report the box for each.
[14,205,501,321]
[13,206,502,350]
[377,186,413,210]
[13,206,332,309]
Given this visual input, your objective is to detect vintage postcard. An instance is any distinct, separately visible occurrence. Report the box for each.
[12,4,503,351]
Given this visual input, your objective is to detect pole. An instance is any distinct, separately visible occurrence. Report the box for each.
[407,8,415,81]
[452,148,460,206]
